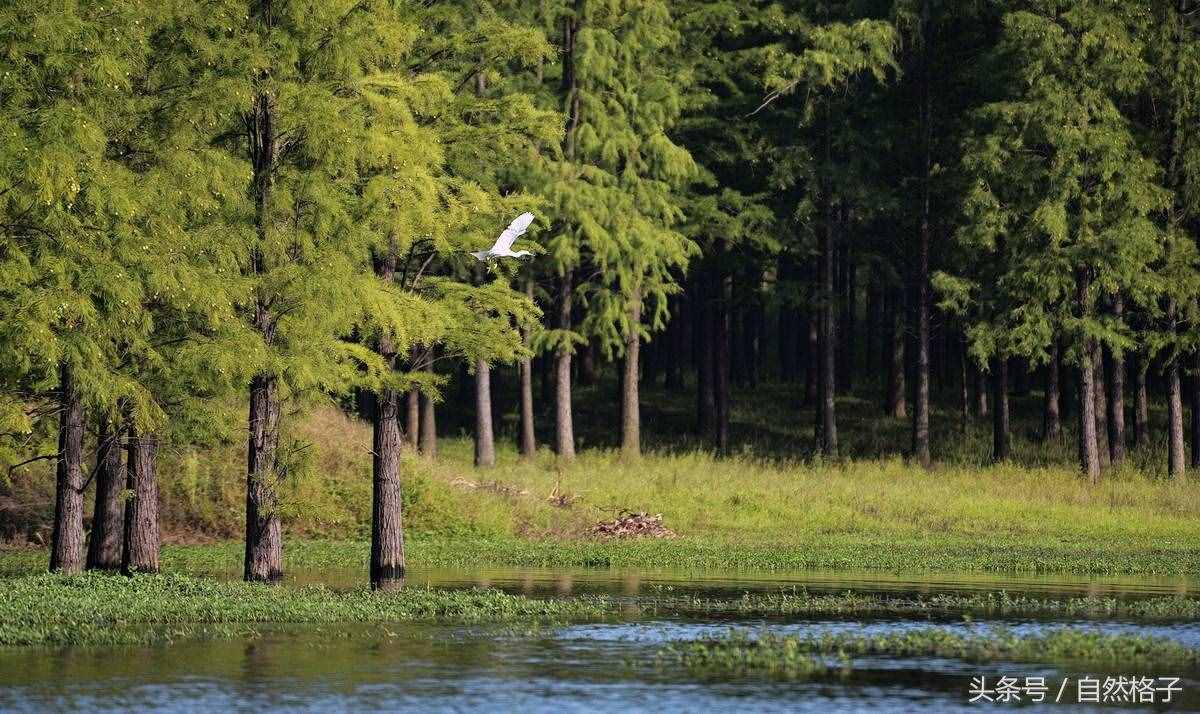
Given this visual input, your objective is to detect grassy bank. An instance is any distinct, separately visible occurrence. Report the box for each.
[664,629,1200,679]
[3,402,1198,577]
[4,571,1200,648]
[0,573,615,647]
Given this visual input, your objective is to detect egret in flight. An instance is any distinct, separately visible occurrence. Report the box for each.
[472,212,536,261]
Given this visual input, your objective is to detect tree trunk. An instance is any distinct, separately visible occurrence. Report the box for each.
[419,389,437,460]
[371,384,405,589]
[1043,342,1061,441]
[886,289,907,418]
[622,290,642,458]
[122,427,160,574]
[86,412,124,571]
[840,252,856,393]
[958,331,970,431]
[1093,347,1110,469]
[245,55,284,582]
[369,248,406,590]
[1105,296,1126,465]
[555,271,576,460]
[519,282,537,458]
[816,171,838,458]
[1191,349,1200,468]
[406,346,420,449]
[49,362,85,574]
[1079,341,1102,484]
[245,371,283,582]
[1133,353,1149,449]
[665,296,684,391]
[991,357,1010,463]
[473,358,496,467]
[1167,299,1186,479]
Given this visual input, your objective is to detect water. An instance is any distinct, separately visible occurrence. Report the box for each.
[2,567,1199,713]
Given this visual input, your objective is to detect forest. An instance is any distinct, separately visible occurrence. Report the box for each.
[1,0,1200,623]
[2,2,1200,709]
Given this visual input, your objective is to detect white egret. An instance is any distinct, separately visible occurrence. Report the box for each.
[472,212,536,261]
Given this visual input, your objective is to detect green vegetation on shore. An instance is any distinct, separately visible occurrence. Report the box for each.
[0,573,614,647]
[663,629,1200,679]
[3,571,1200,648]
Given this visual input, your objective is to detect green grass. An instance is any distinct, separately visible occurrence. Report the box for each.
[0,572,615,647]
[663,629,1200,679]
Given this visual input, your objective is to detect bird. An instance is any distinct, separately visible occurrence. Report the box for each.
[472,212,536,261]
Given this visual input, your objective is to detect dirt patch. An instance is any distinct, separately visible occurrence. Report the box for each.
[449,477,530,499]
[590,511,677,540]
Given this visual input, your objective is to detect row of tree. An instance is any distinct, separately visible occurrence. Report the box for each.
[1,0,1198,589]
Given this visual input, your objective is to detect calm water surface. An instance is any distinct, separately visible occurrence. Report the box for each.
[2,567,1198,713]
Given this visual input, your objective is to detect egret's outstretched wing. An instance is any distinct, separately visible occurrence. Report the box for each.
[494,212,535,253]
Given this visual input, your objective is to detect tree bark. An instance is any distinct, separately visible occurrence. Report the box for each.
[1133,353,1149,449]
[1042,342,1061,441]
[1191,349,1200,468]
[86,412,124,571]
[957,331,970,431]
[803,309,818,407]
[49,362,85,574]
[519,281,537,458]
[1079,341,1102,484]
[406,346,420,449]
[975,362,989,417]
[369,247,406,590]
[473,358,496,467]
[371,383,405,590]
[1167,299,1186,479]
[816,165,838,458]
[1093,347,1110,469]
[419,388,437,460]
[555,271,576,460]
[245,36,284,582]
[122,427,160,574]
[1104,295,1126,465]
[991,357,1010,463]
[621,289,642,458]
[245,371,283,582]
[912,3,933,467]
[696,274,716,434]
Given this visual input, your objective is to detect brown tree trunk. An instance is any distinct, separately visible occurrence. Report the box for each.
[991,357,1010,462]
[245,372,282,582]
[419,389,437,460]
[371,385,405,590]
[1043,342,1061,441]
[958,331,970,431]
[122,427,160,574]
[1191,349,1200,469]
[369,247,406,590]
[974,363,989,417]
[244,38,284,582]
[1167,300,1186,478]
[1079,342,1102,484]
[406,346,420,449]
[886,289,907,418]
[474,358,496,468]
[816,166,838,458]
[622,290,642,458]
[86,412,124,571]
[555,272,576,460]
[1105,296,1126,465]
[912,11,933,465]
[1093,348,1110,469]
[1133,353,1149,449]
[519,283,537,459]
[50,362,85,574]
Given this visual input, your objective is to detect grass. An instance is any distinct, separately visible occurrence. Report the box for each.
[3,375,1198,577]
[663,629,1200,679]
[0,572,615,647]
[4,570,1199,648]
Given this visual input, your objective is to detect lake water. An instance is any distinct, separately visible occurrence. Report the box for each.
[1,567,1198,712]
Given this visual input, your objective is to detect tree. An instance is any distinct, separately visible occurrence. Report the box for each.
[949,0,1169,482]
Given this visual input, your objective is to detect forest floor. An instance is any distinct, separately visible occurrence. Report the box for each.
[2,377,1198,576]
